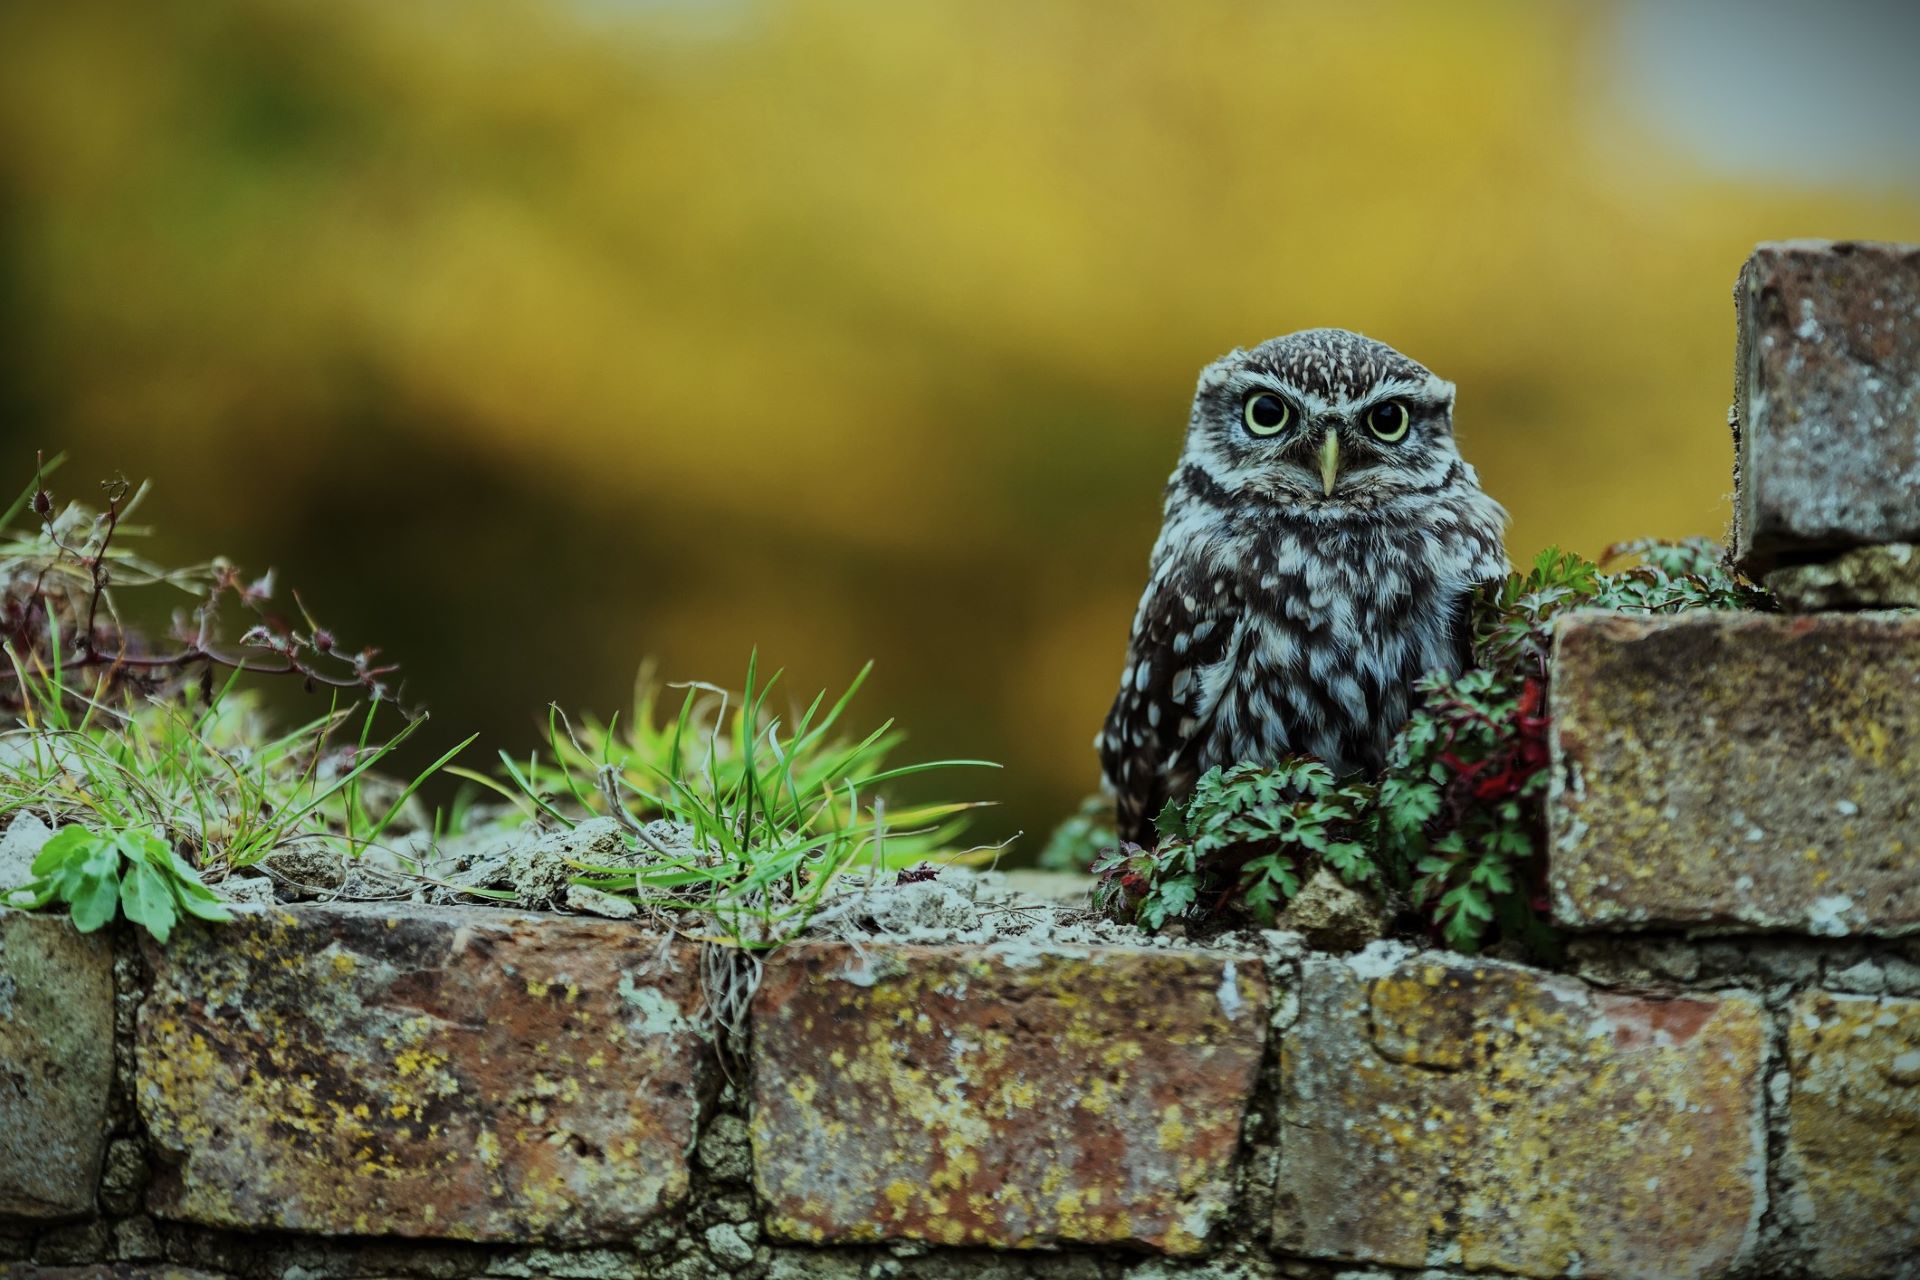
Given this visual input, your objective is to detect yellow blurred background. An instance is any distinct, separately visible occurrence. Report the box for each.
[2,0,1917,854]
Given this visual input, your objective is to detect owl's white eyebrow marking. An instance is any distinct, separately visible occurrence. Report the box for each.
[1221,370,1335,418]
[1343,375,1455,413]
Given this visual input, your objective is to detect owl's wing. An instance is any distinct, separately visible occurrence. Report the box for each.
[1099,571,1240,846]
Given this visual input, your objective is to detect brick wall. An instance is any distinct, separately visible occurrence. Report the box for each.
[2,239,1916,1280]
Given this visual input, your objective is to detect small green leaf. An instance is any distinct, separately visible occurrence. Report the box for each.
[121,862,178,943]
[31,825,94,877]
[69,864,120,932]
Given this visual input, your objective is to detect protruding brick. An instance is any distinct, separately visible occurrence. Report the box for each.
[750,942,1269,1254]
[137,904,710,1242]
[0,909,115,1219]
[1274,947,1765,1278]
[1549,610,1920,935]
[1733,239,1920,575]
[1784,991,1920,1278]
[1766,542,1920,610]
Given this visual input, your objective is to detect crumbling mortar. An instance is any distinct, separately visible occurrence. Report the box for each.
[12,912,1913,1277]
[1562,928,1920,1279]
[1214,937,1305,1257]
[1568,932,1920,998]
[104,925,156,1210]
[155,1220,498,1279]
[1743,980,1805,1279]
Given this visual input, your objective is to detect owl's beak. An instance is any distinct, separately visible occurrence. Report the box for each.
[1318,428,1340,496]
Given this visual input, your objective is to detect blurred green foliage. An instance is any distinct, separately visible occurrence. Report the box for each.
[1,0,1916,855]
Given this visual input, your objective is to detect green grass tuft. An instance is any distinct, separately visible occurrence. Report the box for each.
[457,654,1000,948]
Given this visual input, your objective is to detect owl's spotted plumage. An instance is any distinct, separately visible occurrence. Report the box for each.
[1100,329,1509,844]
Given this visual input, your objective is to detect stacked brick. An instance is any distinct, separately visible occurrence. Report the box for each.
[1547,239,1920,1275]
[1550,240,1920,938]
[2,242,1917,1280]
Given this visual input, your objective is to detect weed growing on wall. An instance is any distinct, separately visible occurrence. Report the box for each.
[0,458,468,937]
[462,657,999,948]
[1094,540,1770,954]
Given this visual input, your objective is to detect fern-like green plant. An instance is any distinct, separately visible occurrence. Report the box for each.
[1094,539,1769,954]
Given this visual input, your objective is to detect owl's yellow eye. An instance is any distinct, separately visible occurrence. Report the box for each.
[1244,393,1290,436]
[1365,400,1410,443]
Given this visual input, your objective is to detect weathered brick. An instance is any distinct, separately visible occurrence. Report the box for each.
[0,909,115,1219]
[0,1269,223,1280]
[1274,947,1765,1278]
[137,903,710,1242]
[1733,239,1920,574]
[1549,610,1920,935]
[750,942,1268,1254]
[1783,991,1920,1279]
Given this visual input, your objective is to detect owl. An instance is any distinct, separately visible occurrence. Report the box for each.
[1100,329,1509,845]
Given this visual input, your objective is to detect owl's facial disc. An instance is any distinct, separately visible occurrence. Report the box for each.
[1188,330,1465,506]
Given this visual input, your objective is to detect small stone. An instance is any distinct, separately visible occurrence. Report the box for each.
[257,839,348,891]
[503,839,573,908]
[1783,991,1920,1276]
[751,942,1269,1254]
[704,1223,757,1266]
[1274,867,1387,952]
[655,1256,732,1280]
[1881,954,1920,997]
[1767,543,1920,612]
[1549,611,1920,934]
[98,1138,149,1215]
[509,1246,646,1278]
[504,819,645,908]
[0,814,51,890]
[0,909,115,1219]
[564,883,638,919]
[706,1190,756,1225]
[695,1113,752,1184]
[1274,949,1766,1278]
[214,874,276,905]
[111,1216,163,1262]
[765,1257,868,1280]
[1732,239,1920,574]
[1642,937,1703,982]
[1827,957,1889,995]
[138,902,712,1242]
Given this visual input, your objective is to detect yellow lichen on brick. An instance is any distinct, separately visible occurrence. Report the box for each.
[1784,991,1920,1278]
[1551,612,1920,934]
[136,904,708,1242]
[1277,951,1765,1280]
[752,941,1268,1254]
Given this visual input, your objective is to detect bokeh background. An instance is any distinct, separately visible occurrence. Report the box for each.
[3,0,1918,854]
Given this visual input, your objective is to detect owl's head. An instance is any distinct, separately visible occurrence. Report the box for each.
[1179,328,1465,508]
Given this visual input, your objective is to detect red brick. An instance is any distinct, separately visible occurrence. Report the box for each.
[750,942,1268,1254]
[137,904,710,1242]
[1275,948,1766,1278]
[1783,991,1920,1278]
